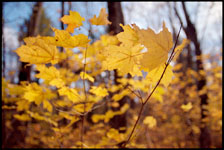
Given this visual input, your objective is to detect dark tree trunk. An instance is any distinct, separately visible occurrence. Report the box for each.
[58,2,65,68]
[61,2,65,30]
[187,44,193,69]
[174,2,211,148]
[108,2,124,85]
[107,2,127,132]
[108,2,124,35]
[18,2,43,82]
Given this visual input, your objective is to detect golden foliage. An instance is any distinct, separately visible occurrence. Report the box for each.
[2,7,221,149]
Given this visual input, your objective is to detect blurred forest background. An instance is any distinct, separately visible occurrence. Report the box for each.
[2,2,222,148]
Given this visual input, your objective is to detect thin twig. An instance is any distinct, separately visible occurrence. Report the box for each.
[126,86,143,102]
[137,90,144,104]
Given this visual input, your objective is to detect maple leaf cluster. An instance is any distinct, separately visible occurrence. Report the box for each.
[13,7,189,130]
[2,8,196,148]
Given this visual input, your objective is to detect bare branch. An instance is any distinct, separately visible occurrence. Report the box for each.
[174,2,184,30]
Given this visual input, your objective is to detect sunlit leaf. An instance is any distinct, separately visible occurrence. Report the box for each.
[61,10,85,33]
[89,8,111,25]
[14,37,59,65]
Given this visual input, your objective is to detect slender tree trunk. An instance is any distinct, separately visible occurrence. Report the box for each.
[175,2,211,148]
[61,2,65,30]
[108,2,124,85]
[181,3,211,148]
[107,2,128,132]
[58,2,65,68]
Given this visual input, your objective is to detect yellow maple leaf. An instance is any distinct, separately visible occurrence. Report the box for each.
[23,83,56,106]
[35,64,59,81]
[23,82,43,104]
[35,64,65,88]
[61,10,85,33]
[80,71,94,82]
[14,37,59,65]
[143,116,157,128]
[145,64,174,87]
[89,8,111,25]
[181,102,193,112]
[135,22,173,72]
[89,86,108,97]
[58,86,81,103]
[102,44,144,76]
[117,24,139,46]
[41,28,90,48]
